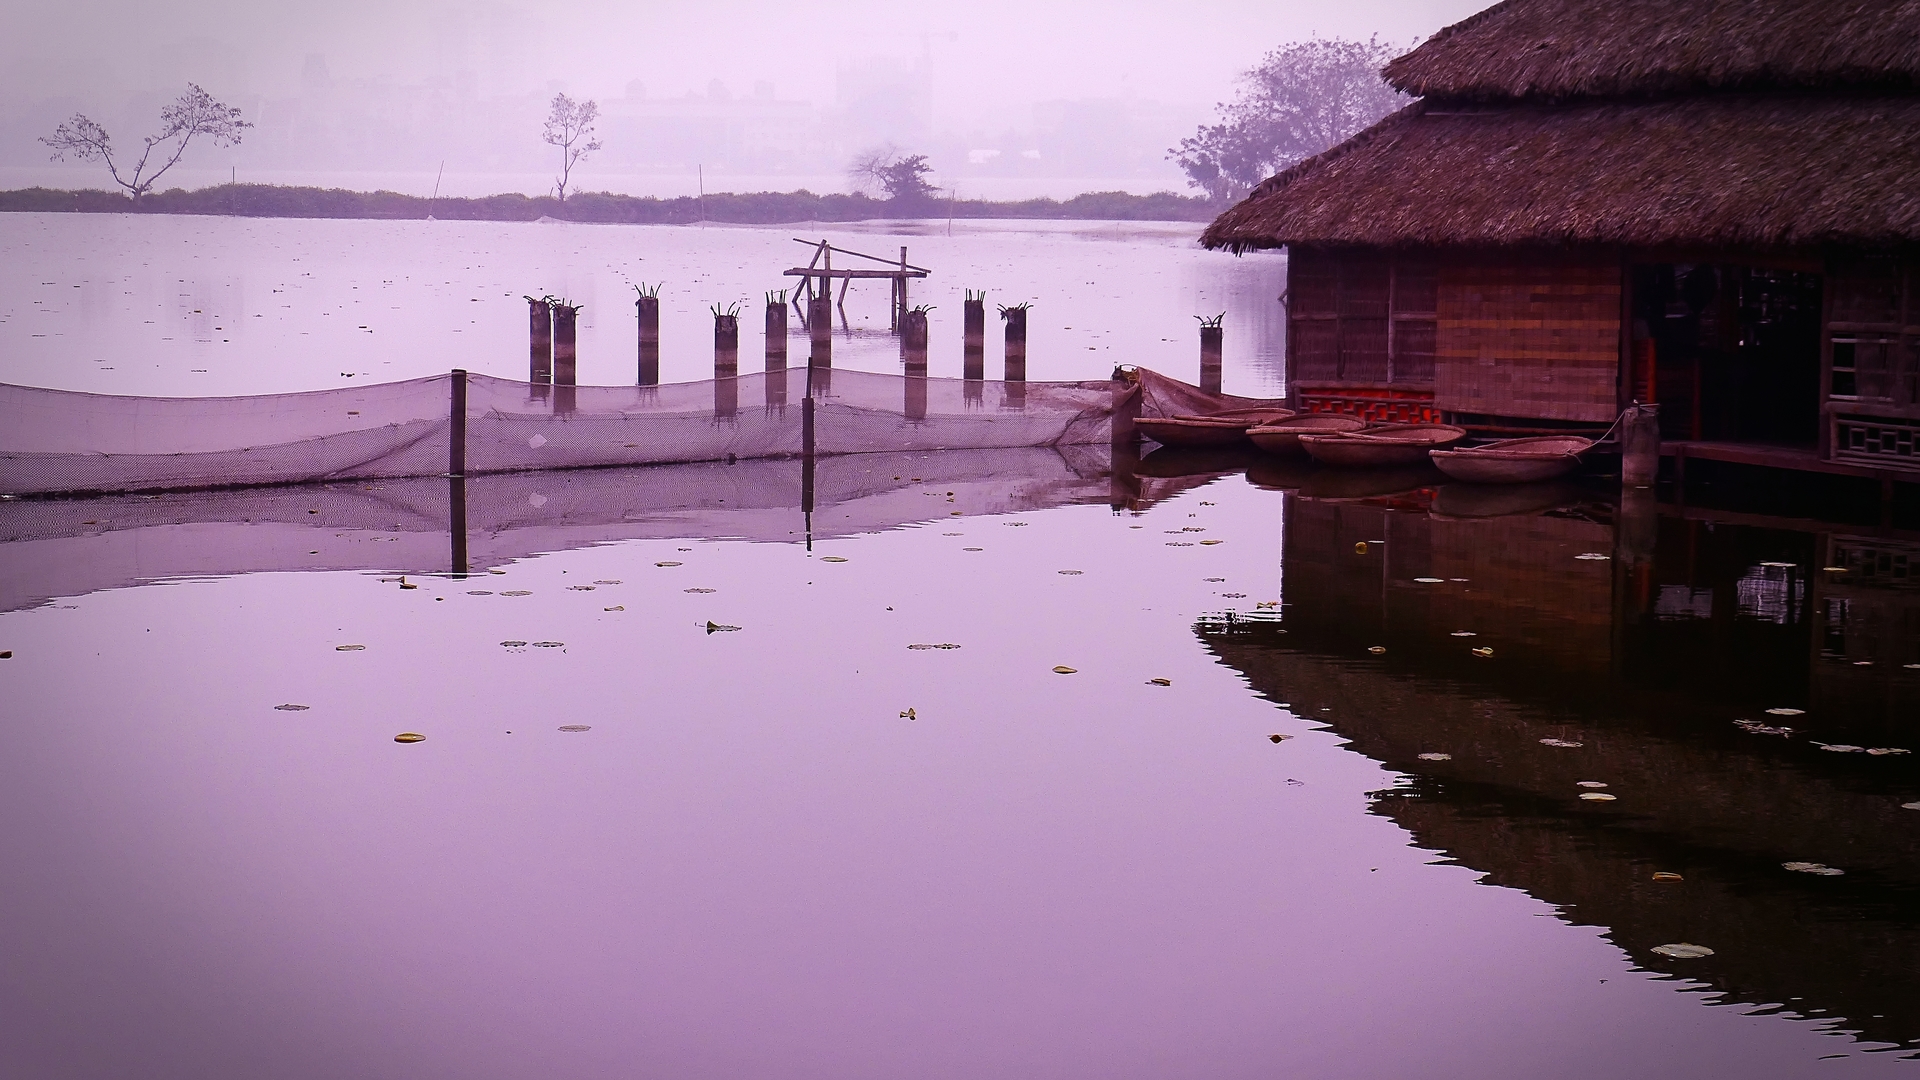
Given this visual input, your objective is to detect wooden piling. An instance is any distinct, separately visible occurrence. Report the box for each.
[528,297,552,384]
[903,309,928,421]
[714,311,739,418]
[1002,304,1028,383]
[1621,403,1661,488]
[449,368,467,477]
[766,298,787,371]
[1199,323,1223,394]
[552,302,578,413]
[963,293,985,381]
[636,294,661,386]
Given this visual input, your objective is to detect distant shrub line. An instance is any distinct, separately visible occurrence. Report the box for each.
[0,185,1217,224]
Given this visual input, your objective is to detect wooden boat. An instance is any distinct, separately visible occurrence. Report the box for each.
[1248,414,1368,454]
[1299,424,1468,467]
[1136,407,1296,448]
[1428,435,1594,483]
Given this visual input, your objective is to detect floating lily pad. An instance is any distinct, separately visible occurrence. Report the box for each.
[1148,677,1172,686]
[1867,747,1911,755]
[907,643,961,650]
[558,724,591,732]
[1577,781,1609,789]
[1414,577,1444,583]
[1417,752,1451,761]
[1815,743,1865,753]
[594,580,621,585]
[1651,943,1713,959]
[274,704,309,711]
[1200,539,1224,546]
[1058,569,1083,575]
[1574,553,1610,561]
[821,556,849,563]
[1540,738,1584,748]
[963,547,984,552]
[1004,522,1028,527]
[1759,561,1795,568]
[1053,665,1078,674]
[1783,861,1845,876]
[394,732,425,743]
[685,587,716,594]
[656,561,682,567]
[467,590,494,595]
[706,622,741,633]
[488,569,507,575]
[567,585,595,591]
[532,641,564,648]
[1734,719,1793,736]
[500,590,532,596]
[1579,792,1617,801]
[1452,631,1477,637]
[335,644,366,651]
[1652,871,1684,882]
[1822,566,1848,572]
[500,640,528,647]
[1204,577,1226,582]
[1765,707,1805,716]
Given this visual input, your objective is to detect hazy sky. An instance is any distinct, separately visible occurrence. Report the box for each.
[6,0,1484,121]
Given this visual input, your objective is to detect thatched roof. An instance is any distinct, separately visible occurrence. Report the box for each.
[1200,93,1920,252]
[1384,0,1920,101]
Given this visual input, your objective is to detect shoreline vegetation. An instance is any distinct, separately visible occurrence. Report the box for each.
[0,184,1218,224]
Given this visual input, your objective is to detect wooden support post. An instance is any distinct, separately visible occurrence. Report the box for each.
[903,308,928,421]
[810,248,833,371]
[1003,305,1027,382]
[636,295,660,386]
[766,299,787,371]
[714,312,738,419]
[448,368,467,477]
[898,246,909,329]
[528,297,552,385]
[552,302,578,413]
[1621,403,1660,488]
[963,294,985,382]
[1199,323,1223,395]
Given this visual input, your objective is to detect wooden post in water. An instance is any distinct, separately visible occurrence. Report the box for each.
[765,294,788,408]
[896,245,910,330]
[903,308,928,421]
[714,310,739,418]
[527,296,552,385]
[1002,303,1028,409]
[1621,403,1661,488]
[1199,320,1223,394]
[963,292,985,381]
[809,245,832,370]
[552,302,578,413]
[636,291,661,386]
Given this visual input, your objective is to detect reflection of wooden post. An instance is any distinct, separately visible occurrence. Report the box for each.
[636,295,660,386]
[528,297,552,384]
[714,313,738,418]
[903,309,928,421]
[1200,323,1223,394]
[552,303,578,413]
[963,295,985,381]
[1621,403,1661,488]
[897,245,909,329]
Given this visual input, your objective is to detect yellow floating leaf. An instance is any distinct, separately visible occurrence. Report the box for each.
[1652,871,1684,882]
[1148,677,1171,686]
[899,708,917,720]
[1355,542,1369,554]
[1367,646,1386,655]
[1471,647,1494,657]
[394,732,425,743]
[1578,792,1616,801]
[1053,665,1078,674]
[1199,539,1224,546]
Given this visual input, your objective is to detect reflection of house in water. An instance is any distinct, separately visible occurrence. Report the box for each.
[1202,0,1920,487]
[1200,489,1920,1052]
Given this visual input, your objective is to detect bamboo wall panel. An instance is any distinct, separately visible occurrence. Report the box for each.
[1436,260,1622,422]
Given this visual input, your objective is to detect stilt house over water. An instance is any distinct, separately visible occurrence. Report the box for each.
[1202,0,1920,478]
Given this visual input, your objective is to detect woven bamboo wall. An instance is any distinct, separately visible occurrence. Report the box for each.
[1436,258,1622,422]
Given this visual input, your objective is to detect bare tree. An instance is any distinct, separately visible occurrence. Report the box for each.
[41,84,251,200]
[542,93,602,203]
[847,146,937,203]
[1171,37,1410,203]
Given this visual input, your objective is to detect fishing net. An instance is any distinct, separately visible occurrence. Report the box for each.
[0,367,1273,496]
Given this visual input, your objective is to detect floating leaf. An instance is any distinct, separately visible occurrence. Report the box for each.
[1867,747,1911,755]
[1652,871,1684,882]
[604,606,625,611]
[821,556,849,563]
[1167,542,1194,547]
[1256,601,1279,609]
[594,580,622,585]
[532,641,564,648]
[568,585,595,591]
[500,640,528,648]
[656,561,682,567]
[1903,802,1920,810]
[899,708,917,720]
[1540,738,1584,748]
[0,650,11,659]
[963,547,984,552]
[1268,734,1291,743]
[488,569,507,575]
[1417,752,1451,761]
[1452,631,1477,637]
[336,644,366,651]
[1734,719,1793,736]
[1053,665,1078,674]
[1815,743,1865,753]
[467,590,493,595]
[1414,577,1444,583]
[501,590,532,596]
[1765,707,1804,716]
[684,587,716,594]
[1759,561,1795,568]
[399,582,419,590]
[1005,522,1028,527]
[1200,539,1224,546]
[1577,781,1609,788]
[1148,677,1171,686]
[1822,566,1848,572]
[1471,647,1494,657]
[1367,646,1386,655]
[1574,553,1610,561]
[274,704,310,711]
[558,724,591,732]
[1651,943,1713,959]
[1204,577,1226,582]
[1058,569,1084,575]
[394,732,425,743]
[907,643,961,650]
[1355,542,1369,555]
[1579,792,1617,801]
[1783,861,1845,876]
[706,622,741,633]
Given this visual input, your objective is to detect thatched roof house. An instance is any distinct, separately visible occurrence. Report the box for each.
[1204,0,1920,474]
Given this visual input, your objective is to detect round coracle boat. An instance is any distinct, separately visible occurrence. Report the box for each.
[1298,423,1468,468]
[1248,414,1368,455]
[1429,435,1594,484]
[1136,407,1296,448]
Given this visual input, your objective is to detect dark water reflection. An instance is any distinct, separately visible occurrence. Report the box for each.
[1203,483,1920,1055]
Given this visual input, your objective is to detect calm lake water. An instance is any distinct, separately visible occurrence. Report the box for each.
[3,215,1918,1078]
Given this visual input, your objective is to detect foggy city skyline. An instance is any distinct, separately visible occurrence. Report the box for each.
[2,0,1482,197]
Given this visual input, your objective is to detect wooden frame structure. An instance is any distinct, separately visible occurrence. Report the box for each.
[784,239,930,332]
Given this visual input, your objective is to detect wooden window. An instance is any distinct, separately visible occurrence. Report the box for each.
[1287,248,1437,386]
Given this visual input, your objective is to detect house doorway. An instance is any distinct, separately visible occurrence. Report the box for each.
[1630,264,1823,444]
